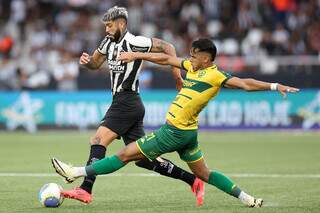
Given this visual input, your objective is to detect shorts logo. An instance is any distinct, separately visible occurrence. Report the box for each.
[139,138,145,144]
[149,151,158,157]
[189,147,200,155]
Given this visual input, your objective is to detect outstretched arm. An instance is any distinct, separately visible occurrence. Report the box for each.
[150,38,183,90]
[224,77,299,98]
[118,52,183,68]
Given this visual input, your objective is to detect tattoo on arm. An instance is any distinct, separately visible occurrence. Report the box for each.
[151,38,176,56]
[91,136,102,145]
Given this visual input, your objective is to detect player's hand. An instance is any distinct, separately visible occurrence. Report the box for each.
[118,52,136,63]
[277,84,299,98]
[175,77,183,91]
[171,67,183,91]
[79,52,91,65]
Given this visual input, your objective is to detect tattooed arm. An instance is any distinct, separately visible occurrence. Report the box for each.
[79,50,106,70]
[150,38,183,90]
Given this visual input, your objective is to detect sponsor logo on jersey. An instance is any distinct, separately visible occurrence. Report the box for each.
[108,59,125,73]
[129,44,149,52]
[183,78,212,93]
[183,80,197,88]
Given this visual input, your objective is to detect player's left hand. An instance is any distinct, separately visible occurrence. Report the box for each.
[277,84,300,98]
[117,52,135,63]
[175,77,183,91]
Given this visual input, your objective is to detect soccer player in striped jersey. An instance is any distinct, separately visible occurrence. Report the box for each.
[60,6,204,205]
[52,38,299,207]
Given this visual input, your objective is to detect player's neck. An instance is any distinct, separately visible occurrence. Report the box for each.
[116,29,128,43]
[199,62,214,70]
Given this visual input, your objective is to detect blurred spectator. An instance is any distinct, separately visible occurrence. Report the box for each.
[9,0,27,41]
[0,56,18,90]
[271,0,296,25]
[306,21,320,55]
[139,66,153,90]
[16,68,50,90]
[52,50,79,91]
[127,0,143,34]
[0,35,13,56]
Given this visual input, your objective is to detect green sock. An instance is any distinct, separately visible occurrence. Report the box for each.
[85,155,126,175]
[208,171,241,198]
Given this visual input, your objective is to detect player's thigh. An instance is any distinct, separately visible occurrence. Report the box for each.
[122,119,145,145]
[90,126,118,147]
[178,138,203,163]
[136,131,162,160]
[136,126,183,160]
[187,158,210,182]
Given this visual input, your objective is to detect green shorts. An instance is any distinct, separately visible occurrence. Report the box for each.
[136,123,203,163]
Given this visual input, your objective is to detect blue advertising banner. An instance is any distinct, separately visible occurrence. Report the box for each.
[0,90,319,132]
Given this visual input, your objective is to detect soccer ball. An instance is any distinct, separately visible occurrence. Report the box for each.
[38,183,64,207]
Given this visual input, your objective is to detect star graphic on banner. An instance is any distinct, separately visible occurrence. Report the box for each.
[1,92,43,133]
[298,91,320,129]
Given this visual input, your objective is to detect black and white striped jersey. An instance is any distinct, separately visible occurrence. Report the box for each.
[97,31,152,95]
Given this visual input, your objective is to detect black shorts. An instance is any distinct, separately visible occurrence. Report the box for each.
[100,92,145,145]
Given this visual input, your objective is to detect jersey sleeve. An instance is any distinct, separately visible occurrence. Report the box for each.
[181,59,193,72]
[129,36,152,52]
[216,70,233,87]
[97,36,111,55]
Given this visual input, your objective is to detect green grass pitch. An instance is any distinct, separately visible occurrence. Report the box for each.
[0,131,319,213]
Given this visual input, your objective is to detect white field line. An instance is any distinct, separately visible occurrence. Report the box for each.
[0,173,320,178]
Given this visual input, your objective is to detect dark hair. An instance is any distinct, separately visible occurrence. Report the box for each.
[191,38,217,61]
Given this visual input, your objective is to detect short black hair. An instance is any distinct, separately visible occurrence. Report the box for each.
[191,38,217,61]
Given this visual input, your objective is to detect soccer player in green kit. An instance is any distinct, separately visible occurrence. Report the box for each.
[52,38,299,207]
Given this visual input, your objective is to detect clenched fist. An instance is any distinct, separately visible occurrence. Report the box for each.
[79,52,91,65]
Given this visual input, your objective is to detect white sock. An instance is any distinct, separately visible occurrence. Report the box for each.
[239,191,255,206]
[74,167,87,177]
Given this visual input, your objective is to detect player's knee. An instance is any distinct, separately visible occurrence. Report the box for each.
[89,135,109,147]
[194,169,210,182]
[90,135,100,145]
[117,147,131,163]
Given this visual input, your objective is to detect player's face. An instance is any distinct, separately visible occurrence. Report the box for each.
[105,21,121,42]
[189,48,203,70]
[189,48,211,70]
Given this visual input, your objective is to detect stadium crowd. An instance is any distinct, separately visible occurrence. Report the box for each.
[0,0,319,90]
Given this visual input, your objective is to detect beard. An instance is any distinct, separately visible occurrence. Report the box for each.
[109,29,121,42]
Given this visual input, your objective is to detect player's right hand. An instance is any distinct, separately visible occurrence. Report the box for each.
[118,52,136,63]
[277,84,299,98]
[175,77,183,91]
[79,52,91,65]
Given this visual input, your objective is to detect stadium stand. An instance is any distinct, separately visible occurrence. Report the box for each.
[0,0,319,90]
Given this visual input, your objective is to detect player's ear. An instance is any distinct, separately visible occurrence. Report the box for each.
[118,18,127,29]
[203,54,210,63]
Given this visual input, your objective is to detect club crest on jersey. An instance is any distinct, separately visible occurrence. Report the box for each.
[198,70,206,78]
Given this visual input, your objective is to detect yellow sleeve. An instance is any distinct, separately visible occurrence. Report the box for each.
[215,69,233,87]
[181,59,193,72]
